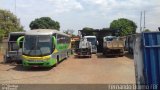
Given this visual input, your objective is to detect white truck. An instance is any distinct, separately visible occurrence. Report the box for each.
[84,36,98,53]
[74,38,92,58]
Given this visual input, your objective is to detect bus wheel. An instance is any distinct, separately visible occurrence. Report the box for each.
[57,56,59,63]
[67,52,69,57]
[55,56,59,66]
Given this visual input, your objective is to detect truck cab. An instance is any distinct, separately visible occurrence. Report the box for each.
[84,36,98,53]
[74,38,92,58]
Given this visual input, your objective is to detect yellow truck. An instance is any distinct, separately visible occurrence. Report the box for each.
[103,36,124,56]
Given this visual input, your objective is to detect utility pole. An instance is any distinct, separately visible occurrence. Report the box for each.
[140,11,142,32]
[143,11,146,31]
[140,11,146,32]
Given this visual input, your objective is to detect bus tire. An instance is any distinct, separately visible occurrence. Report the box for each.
[57,55,59,64]
[67,52,69,57]
[54,58,58,67]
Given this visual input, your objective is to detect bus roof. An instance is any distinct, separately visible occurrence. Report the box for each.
[9,32,25,35]
[25,29,70,37]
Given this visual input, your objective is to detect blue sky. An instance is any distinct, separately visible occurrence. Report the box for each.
[0,0,160,34]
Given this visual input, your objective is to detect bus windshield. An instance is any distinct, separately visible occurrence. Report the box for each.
[86,38,97,45]
[23,35,52,56]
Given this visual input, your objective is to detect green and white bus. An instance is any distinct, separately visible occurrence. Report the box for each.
[17,29,71,67]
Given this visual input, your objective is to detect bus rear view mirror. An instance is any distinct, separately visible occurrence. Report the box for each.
[17,36,24,48]
[52,36,56,49]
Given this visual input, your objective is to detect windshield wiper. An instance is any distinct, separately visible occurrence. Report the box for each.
[37,45,43,56]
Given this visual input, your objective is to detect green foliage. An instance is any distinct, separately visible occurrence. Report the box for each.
[143,29,150,32]
[0,30,5,42]
[82,27,94,31]
[29,17,60,30]
[0,9,23,37]
[82,27,95,36]
[110,18,137,36]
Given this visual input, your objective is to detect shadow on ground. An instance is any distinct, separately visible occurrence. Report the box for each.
[73,55,92,59]
[0,58,68,72]
[11,64,54,72]
[11,59,68,71]
[1,62,54,72]
[124,52,134,59]
[96,53,121,58]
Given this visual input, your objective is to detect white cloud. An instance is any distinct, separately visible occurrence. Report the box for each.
[47,0,83,13]
[82,0,154,13]
[79,0,160,31]
[0,0,159,32]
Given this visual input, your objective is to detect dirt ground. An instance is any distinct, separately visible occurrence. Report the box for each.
[0,53,135,84]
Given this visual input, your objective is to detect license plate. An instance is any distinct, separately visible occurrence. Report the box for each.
[28,60,44,62]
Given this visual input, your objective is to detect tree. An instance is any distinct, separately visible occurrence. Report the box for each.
[143,29,150,32]
[110,18,137,36]
[82,27,95,36]
[0,9,23,38]
[82,27,94,31]
[0,30,5,42]
[29,17,60,30]
[63,29,75,36]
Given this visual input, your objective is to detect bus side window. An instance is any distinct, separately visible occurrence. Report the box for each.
[64,36,67,44]
[57,34,62,44]
[65,36,69,44]
[62,36,65,44]
[68,37,71,43]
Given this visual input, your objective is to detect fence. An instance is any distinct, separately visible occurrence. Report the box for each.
[134,32,160,89]
[0,38,7,54]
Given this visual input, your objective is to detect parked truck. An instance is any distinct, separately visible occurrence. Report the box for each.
[84,36,98,53]
[125,34,136,54]
[74,38,92,58]
[3,32,25,63]
[103,36,124,56]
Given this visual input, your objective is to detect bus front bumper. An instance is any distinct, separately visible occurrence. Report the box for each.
[22,59,56,67]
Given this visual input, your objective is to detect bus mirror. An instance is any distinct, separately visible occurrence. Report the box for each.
[52,36,56,47]
[16,36,24,48]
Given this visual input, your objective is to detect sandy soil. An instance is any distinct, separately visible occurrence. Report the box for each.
[0,53,135,84]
